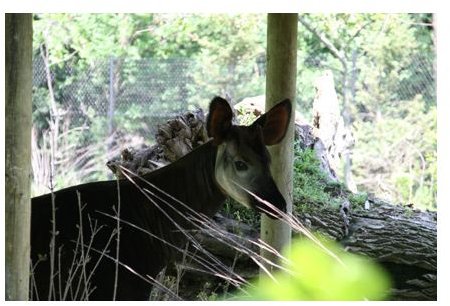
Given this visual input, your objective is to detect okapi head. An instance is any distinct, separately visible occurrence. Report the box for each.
[207,96,292,218]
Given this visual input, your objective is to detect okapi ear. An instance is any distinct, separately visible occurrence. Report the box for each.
[207,96,233,145]
[252,99,292,146]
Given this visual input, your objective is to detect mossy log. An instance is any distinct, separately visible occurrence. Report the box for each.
[298,198,437,301]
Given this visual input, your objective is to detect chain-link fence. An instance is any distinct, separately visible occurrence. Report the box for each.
[33,56,268,137]
[33,53,435,140]
[31,52,435,195]
[298,52,436,118]
[31,56,267,193]
[34,58,193,136]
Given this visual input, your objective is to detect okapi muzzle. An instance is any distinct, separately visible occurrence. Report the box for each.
[207,96,292,219]
[250,176,287,219]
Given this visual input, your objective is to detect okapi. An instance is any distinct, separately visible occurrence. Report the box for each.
[30,96,292,300]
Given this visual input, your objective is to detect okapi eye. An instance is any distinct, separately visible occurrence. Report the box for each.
[234,160,248,172]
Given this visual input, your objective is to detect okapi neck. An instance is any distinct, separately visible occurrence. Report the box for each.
[141,140,227,218]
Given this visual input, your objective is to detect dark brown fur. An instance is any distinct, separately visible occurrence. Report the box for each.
[30,97,291,300]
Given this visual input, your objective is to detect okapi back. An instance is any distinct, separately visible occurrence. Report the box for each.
[31,141,226,300]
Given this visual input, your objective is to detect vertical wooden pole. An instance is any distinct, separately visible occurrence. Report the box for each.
[260,13,298,274]
[5,13,33,300]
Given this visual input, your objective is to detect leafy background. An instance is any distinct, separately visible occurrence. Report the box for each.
[32,13,436,211]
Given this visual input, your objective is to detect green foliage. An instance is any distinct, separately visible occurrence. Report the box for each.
[297,13,435,117]
[197,284,219,301]
[348,192,369,209]
[233,238,390,300]
[32,13,436,210]
[293,147,343,210]
[353,97,436,210]
[292,145,372,214]
[234,102,259,126]
[186,15,266,107]
[296,13,435,209]
[221,198,260,228]
[32,87,51,132]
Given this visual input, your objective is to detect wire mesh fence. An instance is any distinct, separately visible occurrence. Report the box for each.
[31,56,267,193]
[34,58,193,135]
[31,52,435,194]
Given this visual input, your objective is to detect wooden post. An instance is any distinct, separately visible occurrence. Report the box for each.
[260,13,298,274]
[5,13,33,300]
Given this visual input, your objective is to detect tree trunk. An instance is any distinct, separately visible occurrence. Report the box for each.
[260,13,298,274]
[5,13,33,301]
[312,70,355,187]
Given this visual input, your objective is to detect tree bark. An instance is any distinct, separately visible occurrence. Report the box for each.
[5,13,33,301]
[192,197,437,301]
[260,13,298,274]
[297,198,436,300]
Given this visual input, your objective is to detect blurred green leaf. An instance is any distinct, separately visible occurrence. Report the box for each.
[235,238,390,301]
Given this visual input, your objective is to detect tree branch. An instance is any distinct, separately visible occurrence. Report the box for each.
[298,15,346,66]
